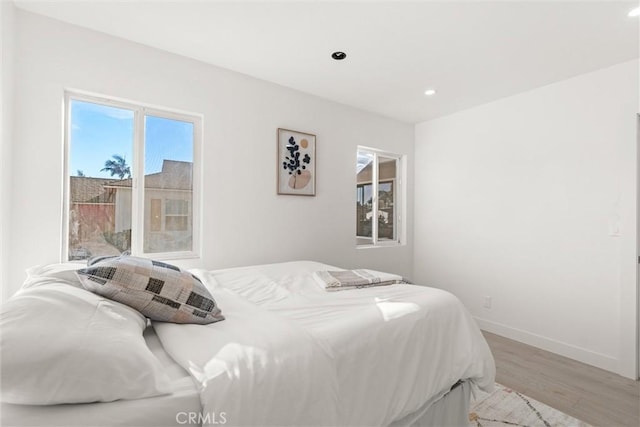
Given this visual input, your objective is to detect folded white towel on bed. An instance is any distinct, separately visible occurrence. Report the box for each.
[315,269,405,291]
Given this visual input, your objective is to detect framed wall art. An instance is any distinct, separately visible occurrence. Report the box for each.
[277,128,316,196]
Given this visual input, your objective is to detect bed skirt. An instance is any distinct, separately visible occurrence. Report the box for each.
[389,380,471,427]
[2,380,471,427]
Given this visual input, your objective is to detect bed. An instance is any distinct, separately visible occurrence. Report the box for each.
[1,260,495,427]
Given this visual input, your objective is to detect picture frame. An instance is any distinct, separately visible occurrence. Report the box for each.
[277,128,316,196]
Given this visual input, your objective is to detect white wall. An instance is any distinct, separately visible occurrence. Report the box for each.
[5,10,414,298]
[1,1,16,303]
[414,60,638,378]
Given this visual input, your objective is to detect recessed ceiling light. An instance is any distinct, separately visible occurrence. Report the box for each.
[331,51,347,60]
[424,89,437,96]
[629,7,640,17]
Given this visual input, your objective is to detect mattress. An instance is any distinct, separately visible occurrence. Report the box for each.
[0,326,201,427]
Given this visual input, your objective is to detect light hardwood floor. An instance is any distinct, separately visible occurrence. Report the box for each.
[483,331,640,427]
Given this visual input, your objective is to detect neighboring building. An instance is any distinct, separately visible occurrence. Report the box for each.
[107,160,193,254]
[69,176,118,259]
[68,160,193,258]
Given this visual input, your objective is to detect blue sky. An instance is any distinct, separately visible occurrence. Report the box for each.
[69,100,193,178]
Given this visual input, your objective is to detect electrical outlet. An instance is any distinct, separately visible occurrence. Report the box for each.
[483,296,492,309]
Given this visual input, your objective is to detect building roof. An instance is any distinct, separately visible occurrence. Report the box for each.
[71,161,191,203]
[107,160,192,191]
[69,177,118,203]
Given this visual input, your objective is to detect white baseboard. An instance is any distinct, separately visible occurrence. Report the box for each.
[475,317,619,374]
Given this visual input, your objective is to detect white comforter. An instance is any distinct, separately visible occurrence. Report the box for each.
[154,261,495,427]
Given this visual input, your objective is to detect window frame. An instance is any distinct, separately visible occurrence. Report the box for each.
[356,146,403,248]
[62,91,202,261]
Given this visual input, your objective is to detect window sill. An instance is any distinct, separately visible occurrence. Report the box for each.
[63,251,200,264]
[141,251,200,261]
[356,241,402,249]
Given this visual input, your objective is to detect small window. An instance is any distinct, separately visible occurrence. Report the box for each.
[164,199,189,232]
[65,93,200,261]
[356,147,402,246]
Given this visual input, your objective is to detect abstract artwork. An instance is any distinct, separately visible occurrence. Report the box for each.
[277,128,316,196]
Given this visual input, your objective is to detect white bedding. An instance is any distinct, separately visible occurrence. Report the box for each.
[154,261,495,427]
[153,283,339,427]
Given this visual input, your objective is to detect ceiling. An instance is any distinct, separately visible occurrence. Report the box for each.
[13,0,640,124]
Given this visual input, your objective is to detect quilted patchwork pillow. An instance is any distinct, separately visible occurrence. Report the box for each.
[76,255,224,325]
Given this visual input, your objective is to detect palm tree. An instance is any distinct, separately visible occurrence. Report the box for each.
[101,155,131,179]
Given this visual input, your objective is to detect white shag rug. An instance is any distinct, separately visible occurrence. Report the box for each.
[469,383,592,427]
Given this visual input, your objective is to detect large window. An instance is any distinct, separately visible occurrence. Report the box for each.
[65,93,200,261]
[356,147,402,246]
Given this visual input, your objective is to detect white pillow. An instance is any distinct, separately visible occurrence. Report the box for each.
[22,262,84,289]
[0,282,172,405]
